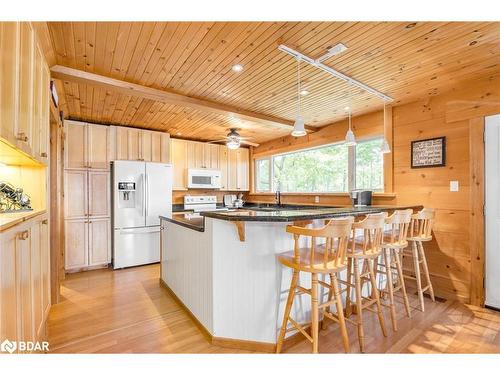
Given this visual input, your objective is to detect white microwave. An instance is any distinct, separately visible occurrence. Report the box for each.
[187,168,222,189]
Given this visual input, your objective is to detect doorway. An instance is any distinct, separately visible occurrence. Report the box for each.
[485,114,500,309]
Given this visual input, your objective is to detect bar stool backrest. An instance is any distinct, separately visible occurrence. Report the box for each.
[385,209,413,246]
[286,216,354,270]
[352,212,388,255]
[409,208,435,240]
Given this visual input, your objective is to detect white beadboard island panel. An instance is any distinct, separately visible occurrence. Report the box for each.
[161,219,214,333]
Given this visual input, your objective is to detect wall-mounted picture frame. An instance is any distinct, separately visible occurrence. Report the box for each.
[411,136,446,168]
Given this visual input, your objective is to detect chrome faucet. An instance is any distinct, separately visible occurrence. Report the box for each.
[275,190,281,206]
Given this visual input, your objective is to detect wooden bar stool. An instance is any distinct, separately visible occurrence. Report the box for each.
[276,217,354,354]
[376,209,413,331]
[341,212,388,353]
[404,208,436,312]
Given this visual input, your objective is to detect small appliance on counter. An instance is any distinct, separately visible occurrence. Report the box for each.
[349,190,373,207]
[183,195,228,212]
[0,182,32,213]
[223,193,244,208]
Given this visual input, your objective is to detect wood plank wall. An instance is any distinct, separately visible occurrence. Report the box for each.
[248,71,500,304]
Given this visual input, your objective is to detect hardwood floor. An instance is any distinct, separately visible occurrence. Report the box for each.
[47,264,500,354]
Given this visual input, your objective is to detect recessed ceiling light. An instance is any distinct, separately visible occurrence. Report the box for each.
[344,106,350,111]
[300,89,309,96]
[177,132,182,136]
[232,64,244,72]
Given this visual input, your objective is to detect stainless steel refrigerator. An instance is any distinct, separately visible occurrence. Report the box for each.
[112,161,172,269]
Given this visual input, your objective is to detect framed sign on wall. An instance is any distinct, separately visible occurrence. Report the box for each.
[411,136,446,168]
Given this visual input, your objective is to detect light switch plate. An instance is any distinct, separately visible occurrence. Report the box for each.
[450,180,459,192]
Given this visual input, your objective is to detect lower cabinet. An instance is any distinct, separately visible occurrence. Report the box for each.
[64,218,111,272]
[0,213,50,352]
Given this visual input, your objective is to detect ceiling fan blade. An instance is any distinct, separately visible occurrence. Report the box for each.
[241,140,260,147]
[207,139,228,144]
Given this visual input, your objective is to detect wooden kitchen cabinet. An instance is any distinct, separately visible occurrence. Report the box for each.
[187,141,205,169]
[88,171,110,218]
[65,218,110,271]
[65,120,112,170]
[128,128,141,161]
[171,138,188,190]
[160,132,170,163]
[0,226,19,343]
[0,22,20,144]
[17,22,34,155]
[204,143,220,169]
[0,22,50,164]
[64,219,88,270]
[219,146,229,190]
[140,130,152,161]
[224,147,249,191]
[87,123,112,169]
[64,120,87,169]
[64,169,88,219]
[88,218,111,266]
[115,126,129,160]
[0,214,51,348]
[236,148,249,191]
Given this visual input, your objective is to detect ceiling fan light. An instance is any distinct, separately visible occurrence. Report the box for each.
[291,115,307,137]
[345,129,357,146]
[381,138,391,153]
[226,139,240,149]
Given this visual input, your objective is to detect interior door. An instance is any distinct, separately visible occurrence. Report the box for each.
[113,161,145,229]
[485,114,500,309]
[145,163,172,226]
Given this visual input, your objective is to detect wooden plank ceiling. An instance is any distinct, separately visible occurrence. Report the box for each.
[45,21,500,143]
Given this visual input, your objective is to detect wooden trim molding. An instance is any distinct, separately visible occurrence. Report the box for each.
[383,105,394,193]
[50,65,315,132]
[231,221,245,241]
[469,117,485,307]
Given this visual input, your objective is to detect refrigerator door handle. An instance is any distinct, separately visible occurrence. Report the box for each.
[142,173,146,217]
[145,172,149,219]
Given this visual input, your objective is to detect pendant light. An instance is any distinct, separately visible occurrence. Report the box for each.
[344,107,356,146]
[381,102,391,154]
[291,57,307,137]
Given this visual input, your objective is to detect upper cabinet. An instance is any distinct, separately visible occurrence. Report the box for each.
[64,120,113,170]
[170,138,250,191]
[0,22,50,164]
[170,139,188,190]
[113,126,169,163]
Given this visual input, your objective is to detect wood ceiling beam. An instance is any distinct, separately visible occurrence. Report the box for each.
[50,65,315,132]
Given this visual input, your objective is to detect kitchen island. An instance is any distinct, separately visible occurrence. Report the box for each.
[159,204,421,351]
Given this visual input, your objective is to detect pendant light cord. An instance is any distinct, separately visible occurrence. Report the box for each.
[297,58,301,116]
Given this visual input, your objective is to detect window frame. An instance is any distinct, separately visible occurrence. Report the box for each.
[253,136,384,194]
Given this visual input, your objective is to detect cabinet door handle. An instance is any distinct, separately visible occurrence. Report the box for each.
[40,152,48,158]
[18,230,29,240]
[16,133,28,142]
[42,219,48,225]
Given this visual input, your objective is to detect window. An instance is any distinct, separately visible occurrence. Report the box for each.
[255,137,384,193]
[255,158,271,192]
[355,138,384,190]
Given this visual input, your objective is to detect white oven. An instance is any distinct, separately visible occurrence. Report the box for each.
[187,168,222,189]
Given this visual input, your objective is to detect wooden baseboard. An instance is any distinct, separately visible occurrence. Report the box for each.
[65,263,110,274]
[159,278,305,353]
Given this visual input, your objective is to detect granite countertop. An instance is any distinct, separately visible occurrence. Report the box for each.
[200,205,422,222]
[162,212,205,232]
[161,205,423,232]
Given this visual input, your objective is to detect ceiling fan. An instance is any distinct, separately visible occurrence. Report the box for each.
[209,128,259,149]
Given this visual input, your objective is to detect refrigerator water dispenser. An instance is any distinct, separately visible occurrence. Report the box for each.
[118,182,136,208]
